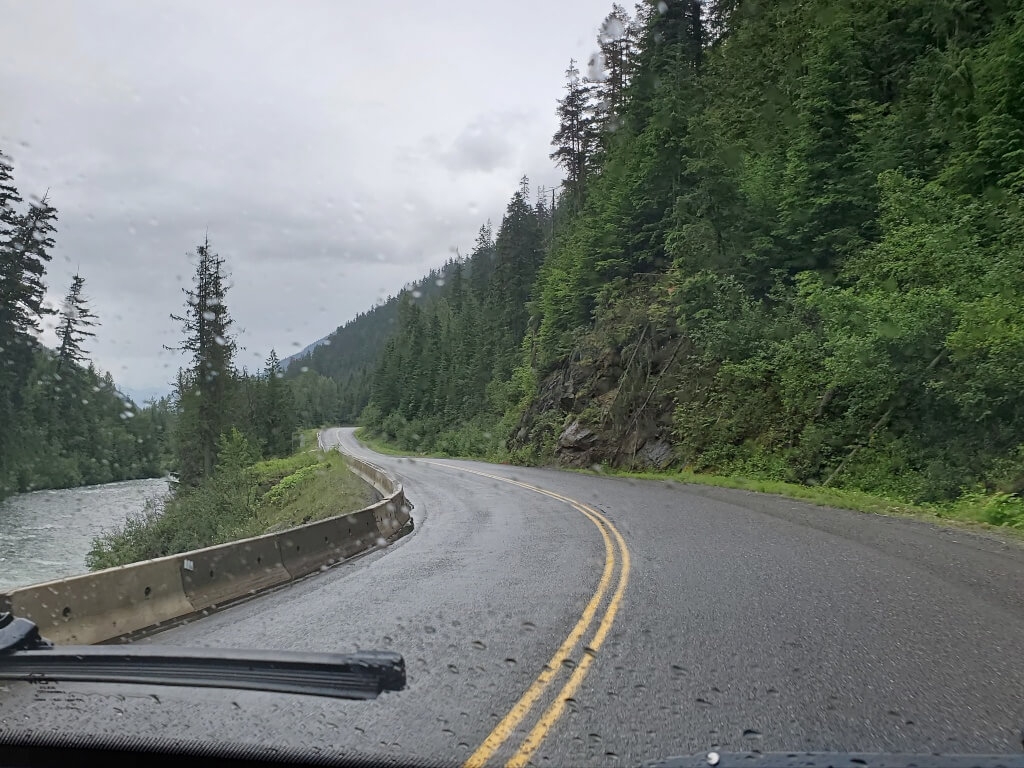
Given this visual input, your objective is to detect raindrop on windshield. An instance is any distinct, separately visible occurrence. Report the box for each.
[471,639,486,650]
[599,15,626,42]
[707,753,720,766]
[521,620,536,632]
[658,0,669,14]
[202,310,215,321]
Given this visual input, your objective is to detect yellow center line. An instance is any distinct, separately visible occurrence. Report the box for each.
[419,460,631,768]
[505,503,631,768]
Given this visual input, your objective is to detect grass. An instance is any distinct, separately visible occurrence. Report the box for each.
[243,450,378,535]
[354,428,1024,543]
[571,466,1024,541]
[87,432,379,569]
[353,427,432,458]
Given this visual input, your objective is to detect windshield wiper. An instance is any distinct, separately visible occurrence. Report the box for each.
[0,612,404,700]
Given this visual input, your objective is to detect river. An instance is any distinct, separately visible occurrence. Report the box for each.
[0,477,169,592]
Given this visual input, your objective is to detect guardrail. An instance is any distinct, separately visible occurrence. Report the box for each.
[0,436,410,645]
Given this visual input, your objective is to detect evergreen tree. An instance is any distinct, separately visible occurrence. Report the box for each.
[168,237,237,484]
[551,59,598,204]
[261,349,296,456]
[590,5,637,125]
[55,274,98,373]
[467,222,495,300]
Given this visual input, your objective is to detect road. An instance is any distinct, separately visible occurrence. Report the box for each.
[5,426,1024,765]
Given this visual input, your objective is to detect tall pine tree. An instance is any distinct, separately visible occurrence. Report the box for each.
[168,237,237,484]
[55,274,98,373]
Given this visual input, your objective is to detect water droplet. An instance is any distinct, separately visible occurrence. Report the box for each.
[707,752,720,766]
[657,1,669,14]
[447,664,459,674]
[521,621,536,632]
[471,640,486,650]
[424,625,437,634]
[411,290,422,299]
[435,278,445,287]
[561,658,577,669]
[214,335,227,346]
[504,657,517,667]
[202,310,215,321]
[599,14,627,42]
[743,729,762,739]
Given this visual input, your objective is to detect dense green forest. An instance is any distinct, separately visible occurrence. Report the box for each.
[298,0,1024,526]
[285,261,463,425]
[0,153,170,499]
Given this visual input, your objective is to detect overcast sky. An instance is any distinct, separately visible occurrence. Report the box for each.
[0,0,614,402]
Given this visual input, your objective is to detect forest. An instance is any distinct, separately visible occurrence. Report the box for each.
[0,154,170,500]
[292,0,1024,526]
[0,150,317,507]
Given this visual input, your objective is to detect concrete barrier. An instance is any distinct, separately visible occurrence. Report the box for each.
[180,532,291,612]
[1,431,411,644]
[276,508,380,579]
[0,556,193,645]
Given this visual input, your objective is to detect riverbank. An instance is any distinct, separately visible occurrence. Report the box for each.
[87,431,377,570]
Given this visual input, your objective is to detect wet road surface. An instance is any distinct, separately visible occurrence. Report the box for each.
[3,426,1024,765]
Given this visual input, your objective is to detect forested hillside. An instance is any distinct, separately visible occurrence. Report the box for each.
[0,153,170,499]
[310,0,1024,519]
[285,256,494,424]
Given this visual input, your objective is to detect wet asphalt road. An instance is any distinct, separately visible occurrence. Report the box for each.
[4,426,1024,765]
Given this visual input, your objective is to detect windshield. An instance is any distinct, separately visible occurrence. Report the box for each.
[2,0,1024,765]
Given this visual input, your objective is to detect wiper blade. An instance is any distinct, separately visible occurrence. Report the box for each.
[0,612,404,700]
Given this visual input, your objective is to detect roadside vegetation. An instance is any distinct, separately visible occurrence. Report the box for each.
[87,429,377,569]
[354,427,1024,538]
[302,1,1024,536]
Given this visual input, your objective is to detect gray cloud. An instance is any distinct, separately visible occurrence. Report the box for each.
[0,0,611,400]
[436,112,529,173]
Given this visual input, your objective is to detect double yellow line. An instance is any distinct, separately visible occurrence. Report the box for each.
[421,461,631,768]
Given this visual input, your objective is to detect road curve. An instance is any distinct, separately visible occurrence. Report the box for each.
[4,427,1024,765]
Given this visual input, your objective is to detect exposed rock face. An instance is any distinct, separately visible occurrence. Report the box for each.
[556,420,600,467]
[511,329,681,471]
